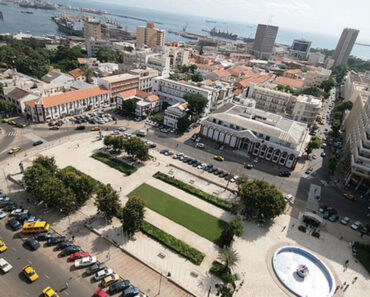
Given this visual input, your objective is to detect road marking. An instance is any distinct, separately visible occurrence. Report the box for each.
[64,292,70,296]
[28,260,32,265]
[44,274,50,279]
[7,131,17,137]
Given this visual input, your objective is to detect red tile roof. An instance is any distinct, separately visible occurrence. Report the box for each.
[41,86,108,108]
[148,94,160,102]
[273,76,304,88]
[213,69,231,77]
[283,69,302,76]
[120,89,150,99]
[25,98,39,108]
[68,68,84,78]
[235,73,273,88]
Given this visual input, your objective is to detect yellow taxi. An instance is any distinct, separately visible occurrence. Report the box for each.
[8,146,21,154]
[91,127,100,131]
[101,273,120,288]
[2,118,9,123]
[15,122,26,128]
[49,125,59,130]
[23,265,39,282]
[43,286,59,297]
[344,193,357,201]
[214,155,224,161]
[0,240,7,252]
[8,120,16,125]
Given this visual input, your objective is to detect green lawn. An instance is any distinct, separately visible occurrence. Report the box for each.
[128,183,228,242]
[91,152,137,175]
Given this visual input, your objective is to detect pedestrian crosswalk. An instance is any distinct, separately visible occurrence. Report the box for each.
[6,131,17,137]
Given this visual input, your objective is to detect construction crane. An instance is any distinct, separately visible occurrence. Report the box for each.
[183,23,188,32]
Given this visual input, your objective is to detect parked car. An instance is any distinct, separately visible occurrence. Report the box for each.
[195,143,205,149]
[76,125,86,130]
[36,232,55,241]
[340,217,350,225]
[351,221,361,230]
[69,251,89,261]
[109,280,131,294]
[360,225,369,235]
[8,218,22,230]
[279,171,291,177]
[305,167,313,175]
[24,238,40,251]
[60,245,81,256]
[93,288,109,297]
[0,258,12,273]
[86,262,106,275]
[122,287,140,297]
[4,204,18,212]
[75,256,97,268]
[94,268,113,281]
[47,236,66,246]
[244,163,253,169]
[0,211,6,219]
[328,213,339,222]
[10,208,28,216]
[33,140,43,146]
[101,273,120,287]
[56,241,74,250]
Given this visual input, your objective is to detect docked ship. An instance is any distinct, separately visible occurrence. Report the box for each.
[52,15,83,37]
[19,0,57,10]
[210,27,238,40]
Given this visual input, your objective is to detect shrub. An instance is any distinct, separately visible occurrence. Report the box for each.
[354,242,370,274]
[153,172,232,211]
[141,221,205,265]
[298,225,306,232]
[209,261,235,284]
[91,152,137,175]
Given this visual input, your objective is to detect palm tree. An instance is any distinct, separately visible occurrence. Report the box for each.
[218,247,240,271]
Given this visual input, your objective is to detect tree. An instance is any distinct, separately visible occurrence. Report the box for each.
[334,101,353,112]
[81,64,94,82]
[96,46,119,63]
[104,135,113,147]
[184,93,208,121]
[121,98,139,115]
[23,163,52,197]
[320,77,335,93]
[218,216,244,247]
[215,284,233,297]
[0,99,15,114]
[331,120,341,138]
[150,115,163,123]
[32,156,58,174]
[191,73,203,82]
[306,136,321,155]
[177,116,191,133]
[329,157,338,173]
[218,247,240,271]
[123,137,149,161]
[111,136,125,151]
[95,184,121,219]
[121,196,145,238]
[238,179,286,220]
[331,64,348,82]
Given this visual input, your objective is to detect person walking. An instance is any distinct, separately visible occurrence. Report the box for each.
[352,277,358,284]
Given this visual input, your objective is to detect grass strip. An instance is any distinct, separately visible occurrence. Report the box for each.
[91,152,137,175]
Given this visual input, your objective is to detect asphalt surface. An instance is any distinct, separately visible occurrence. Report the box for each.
[0,219,93,297]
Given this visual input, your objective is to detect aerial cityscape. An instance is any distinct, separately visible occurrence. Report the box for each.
[0,0,369,297]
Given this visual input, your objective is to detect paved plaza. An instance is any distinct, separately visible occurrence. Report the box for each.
[1,131,369,297]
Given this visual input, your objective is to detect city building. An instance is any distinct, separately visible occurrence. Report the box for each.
[272,76,304,90]
[86,39,112,57]
[324,57,335,69]
[283,69,303,79]
[199,104,310,169]
[332,28,359,65]
[303,67,332,87]
[2,87,39,113]
[292,95,322,125]
[164,46,190,69]
[25,86,110,122]
[136,22,165,49]
[98,73,139,99]
[289,39,312,59]
[308,52,325,66]
[116,89,161,117]
[128,68,159,92]
[83,19,102,40]
[68,68,86,81]
[41,70,74,84]
[252,24,279,59]
[164,102,188,129]
[97,63,119,77]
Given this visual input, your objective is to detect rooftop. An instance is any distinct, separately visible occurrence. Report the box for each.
[273,76,304,89]
[236,73,273,88]
[68,68,84,78]
[4,87,32,101]
[99,73,139,83]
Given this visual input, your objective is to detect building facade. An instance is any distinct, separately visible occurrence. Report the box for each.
[289,39,312,59]
[2,87,39,113]
[308,52,325,66]
[25,86,110,122]
[199,105,310,169]
[86,39,112,57]
[136,22,165,48]
[292,95,322,125]
[83,19,102,40]
[333,28,359,65]
[303,67,332,88]
[98,73,139,99]
[129,68,159,92]
[252,24,279,59]
[163,102,188,129]
[116,89,161,117]
[165,46,190,69]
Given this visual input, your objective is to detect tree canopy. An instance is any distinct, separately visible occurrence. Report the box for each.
[121,196,145,238]
[218,247,240,271]
[238,178,286,220]
[123,137,149,161]
[320,77,335,93]
[96,46,119,63]
[177,116,191,133]
[306,136,322,155]
[184,93,208,120]
[95,184,121,219]
[0,99,16,114]
[121,98,139,115]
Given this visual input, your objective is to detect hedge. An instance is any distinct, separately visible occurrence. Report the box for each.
[153,172,232,211]
[141,221,205,265]
[209,261,235,284]
[91,152,137,175]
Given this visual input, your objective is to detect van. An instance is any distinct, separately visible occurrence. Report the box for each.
[136,130,147,137]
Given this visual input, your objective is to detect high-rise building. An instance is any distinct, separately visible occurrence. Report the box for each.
[83,19,102,40]
[290,39,311,59]
[252,24,279,59]
[333,28,359,65]
[136,22,165,49]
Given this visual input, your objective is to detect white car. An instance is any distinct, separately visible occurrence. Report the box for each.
[10,209,28,216]
[75,256,97,268]
[285,194,293,202]
[230,175,239,183]
[0,211,6,219]
[94,268,113,281]
[118,127,126,131]
[0,258,12,273]
[123,133,131,139]
[111,130,120,135]
[196,143,205,149]
[351,221,361,230]
[340,217,350,225]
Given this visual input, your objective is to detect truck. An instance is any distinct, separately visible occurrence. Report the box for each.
[136,130,147,137]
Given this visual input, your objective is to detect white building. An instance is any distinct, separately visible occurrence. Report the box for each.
[164,46,190,69]
[86,39,112,57]
[164,102,188,129]
[116,89,161,117]
[303,67,332,88]
[290,39,312,59]
[308,52,325,66]
[2,87,39,113]
[129,68,159,92]
[41,70,74,84]
[292,95,322,125]
[25,86,110,122]
[200,104,310,169]
[146,55,170,78]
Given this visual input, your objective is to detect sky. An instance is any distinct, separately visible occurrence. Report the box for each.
[94,0,370,42]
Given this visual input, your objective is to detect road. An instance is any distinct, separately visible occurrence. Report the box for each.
[0,220,93,297]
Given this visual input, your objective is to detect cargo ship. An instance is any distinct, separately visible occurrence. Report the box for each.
[52,16,83,37]
[210,27,238,40]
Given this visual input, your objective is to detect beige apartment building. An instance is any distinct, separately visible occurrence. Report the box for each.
[292,95,322,125]
[136,22,165,48]
[303,67,332,88]
[84,19,102,40]
[129,68,159,93]
[97,73,139,99]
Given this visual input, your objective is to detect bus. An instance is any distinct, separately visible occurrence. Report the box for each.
[22,221,50,234]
